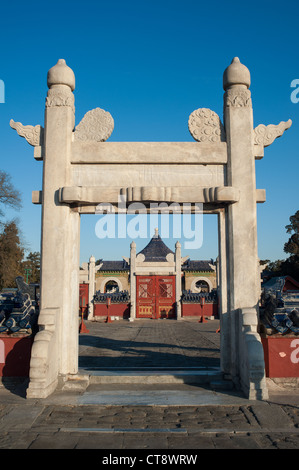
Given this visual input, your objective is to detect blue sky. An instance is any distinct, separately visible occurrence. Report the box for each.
[0,0,298,265]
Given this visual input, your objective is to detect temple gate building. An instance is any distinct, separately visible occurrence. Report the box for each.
[79,229,218,320]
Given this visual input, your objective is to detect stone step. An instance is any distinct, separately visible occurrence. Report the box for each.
[62,374,90,391]
[210,380,235,391]
[83,368,224,386]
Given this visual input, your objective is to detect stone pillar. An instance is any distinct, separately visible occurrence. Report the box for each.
[88,255,96,320]
[27,60,80,398]
[223,58,267,399]
[175,241,182,319]
[217,208,230,375]
[129,241,136,321]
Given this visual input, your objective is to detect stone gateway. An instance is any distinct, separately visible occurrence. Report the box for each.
[10,57,292,399]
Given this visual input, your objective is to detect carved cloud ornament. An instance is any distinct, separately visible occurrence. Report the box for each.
[74,107,114,142]
[253,119,292,147]
[10,119,43,147]
[188,108,226,143]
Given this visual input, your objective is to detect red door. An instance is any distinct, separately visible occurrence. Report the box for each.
[156,276,176,319]
[136,275,176,319]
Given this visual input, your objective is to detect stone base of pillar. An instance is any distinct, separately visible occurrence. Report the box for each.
[26,308,59,399]
[237,308,269,400]
[27,378,58,399]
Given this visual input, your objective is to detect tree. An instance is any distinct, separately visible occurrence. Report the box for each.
[284,210,299,257]
[22,251,40,284]
[0,170,21,219]
[0,220,24,289]
[266,259,285,273]
[261,211,299,282]
[0,171,23,289]
[281,210,299,281]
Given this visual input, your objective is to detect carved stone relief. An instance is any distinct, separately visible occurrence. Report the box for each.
[10,119,43,147]
[224,88,252,108]
[254,119,292,147]
[74,107,114,142]
[188,108,226,142]
[45,87,75,112]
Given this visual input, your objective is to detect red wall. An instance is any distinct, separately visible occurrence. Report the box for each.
[94,302,130,319]
[182,302,218,318]
[261,336,299,377]
[0,335,33,377]
[94,302,218,319]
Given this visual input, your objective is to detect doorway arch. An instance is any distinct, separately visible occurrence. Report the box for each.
[100,277,122,293]
[191,277,213,293]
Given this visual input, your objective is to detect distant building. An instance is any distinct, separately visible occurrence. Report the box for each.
[80,229,218,320]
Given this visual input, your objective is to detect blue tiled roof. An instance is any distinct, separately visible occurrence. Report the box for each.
[137,234,174,262]
[182,260,215,272]
[97,233,215,271]
[97,260,129,271]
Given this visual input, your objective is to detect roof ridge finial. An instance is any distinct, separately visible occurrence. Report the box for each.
[154,228,159,237]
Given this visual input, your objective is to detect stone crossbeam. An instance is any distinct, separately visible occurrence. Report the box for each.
[54,185,265,206]
[71,141,265,164]
[71,141,228,164]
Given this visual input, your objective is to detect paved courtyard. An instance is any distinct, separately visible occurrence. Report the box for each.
[0,318,299,449]
[78,318,221,371]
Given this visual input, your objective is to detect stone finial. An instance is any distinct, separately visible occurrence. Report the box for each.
[89,255,95,263]
[223,57,251,90]
[47,59,75,91]
[154,228,159,237]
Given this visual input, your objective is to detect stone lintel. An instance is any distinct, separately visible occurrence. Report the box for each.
[71,141,228,165]
[35,187,265,207]
[58,185,240,205]
[76,204,224,214]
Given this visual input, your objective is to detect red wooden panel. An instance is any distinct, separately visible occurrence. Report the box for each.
[136,276,156,318]
[156,276,176,319]
[136,275,176,319]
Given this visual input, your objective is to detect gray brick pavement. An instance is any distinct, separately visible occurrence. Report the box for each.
[0,319,298,450]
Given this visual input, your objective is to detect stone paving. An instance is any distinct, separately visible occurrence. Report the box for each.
[0,319,298,450]
[78,319,221,370]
